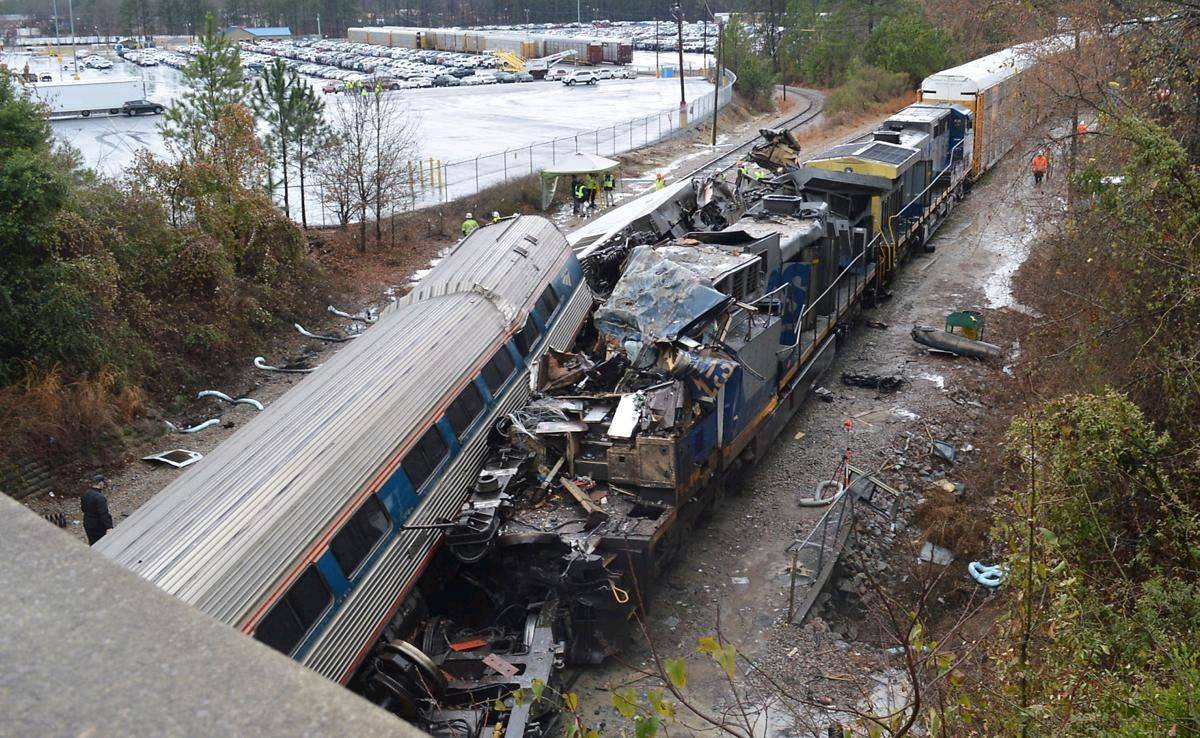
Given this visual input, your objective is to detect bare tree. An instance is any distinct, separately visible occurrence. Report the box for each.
[316,83,418,252]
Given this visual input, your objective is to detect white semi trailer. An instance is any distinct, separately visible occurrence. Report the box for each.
[29,78,146,118]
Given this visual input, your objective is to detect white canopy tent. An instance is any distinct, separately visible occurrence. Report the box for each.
[540,152,621,209]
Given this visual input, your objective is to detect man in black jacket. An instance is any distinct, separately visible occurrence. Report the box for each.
[81,475,113,545]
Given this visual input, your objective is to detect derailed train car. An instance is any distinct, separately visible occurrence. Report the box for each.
[96,36,1054,738]
[96,218,592,692]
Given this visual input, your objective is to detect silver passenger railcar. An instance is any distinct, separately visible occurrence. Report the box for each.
[97,216,592,683]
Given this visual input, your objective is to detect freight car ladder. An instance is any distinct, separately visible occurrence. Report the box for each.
[490,50,526,73]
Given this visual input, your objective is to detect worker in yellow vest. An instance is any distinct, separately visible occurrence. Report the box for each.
[654,172,666,190]
[573,179,588,215]
[602,171,616,206]
[461,212,480,237]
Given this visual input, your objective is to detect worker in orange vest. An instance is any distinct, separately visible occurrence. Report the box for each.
[1031,151,1049,186]
[1076,121,1088,135]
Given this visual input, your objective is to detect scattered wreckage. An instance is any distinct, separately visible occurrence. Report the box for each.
[353,107,998,733]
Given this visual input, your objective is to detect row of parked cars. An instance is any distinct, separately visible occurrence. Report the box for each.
[480,20,717,53]
[319,68,538,93]
[119,46,190,69]
[241,38,506,86]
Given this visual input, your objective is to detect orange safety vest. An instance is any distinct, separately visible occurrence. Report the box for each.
[1031,155,1049,173]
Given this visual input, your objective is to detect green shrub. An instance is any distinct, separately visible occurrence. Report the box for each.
[824,65,910,116]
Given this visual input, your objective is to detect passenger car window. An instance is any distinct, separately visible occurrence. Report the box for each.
[330,495,391,576]
[534,284,560,322]
[401,425,449,491]
[254,565,332,655]
[513,318,542,357]
[480,348,516,393]
[445,382,485,438]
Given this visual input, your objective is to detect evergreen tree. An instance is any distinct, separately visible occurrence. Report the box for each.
[292,84,333,229]
[251,59,302,215]
[864,8,957,85]
[162,13,247,160]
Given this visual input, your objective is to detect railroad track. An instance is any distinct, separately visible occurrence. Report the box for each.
[684,86,825,181]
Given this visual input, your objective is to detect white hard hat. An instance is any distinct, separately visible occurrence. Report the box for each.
[466,212,473,219]
[492,211,500,219]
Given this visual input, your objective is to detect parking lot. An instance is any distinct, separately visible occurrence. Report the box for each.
[4,48,712,179]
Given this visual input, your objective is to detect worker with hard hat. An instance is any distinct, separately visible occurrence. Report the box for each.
[654,172,666,190]
[461,212,480,237]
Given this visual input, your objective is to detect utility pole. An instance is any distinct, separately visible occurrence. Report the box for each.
[576,0,581,24]
[674,2,685,124]
[710,17,722,146]
[317,13,322,38]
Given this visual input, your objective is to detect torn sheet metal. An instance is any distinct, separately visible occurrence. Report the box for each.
[534,420,590,434]
[607,394,642,438]
[537,349,595,393]
[141,449,203,468]
[661,347,738,396]
[594,246,731,345]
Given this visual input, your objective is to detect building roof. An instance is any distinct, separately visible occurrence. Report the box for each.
[0,494,423,738]
[226,25,293,36]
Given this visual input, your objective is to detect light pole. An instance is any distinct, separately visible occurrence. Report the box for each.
[67,0,79,79]
[654,17,659,76]
[674,2,685,123]
[710,17,722,146]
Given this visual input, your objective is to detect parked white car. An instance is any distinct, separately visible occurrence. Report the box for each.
[563,70,599,86]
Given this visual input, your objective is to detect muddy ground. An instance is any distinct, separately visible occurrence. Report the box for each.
[568,137,1067,736]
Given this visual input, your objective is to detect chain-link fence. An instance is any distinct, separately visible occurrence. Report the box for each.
[284,68,735,227]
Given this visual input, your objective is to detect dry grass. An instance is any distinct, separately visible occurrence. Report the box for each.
[0,367,144,477]
[794,92,918,149]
